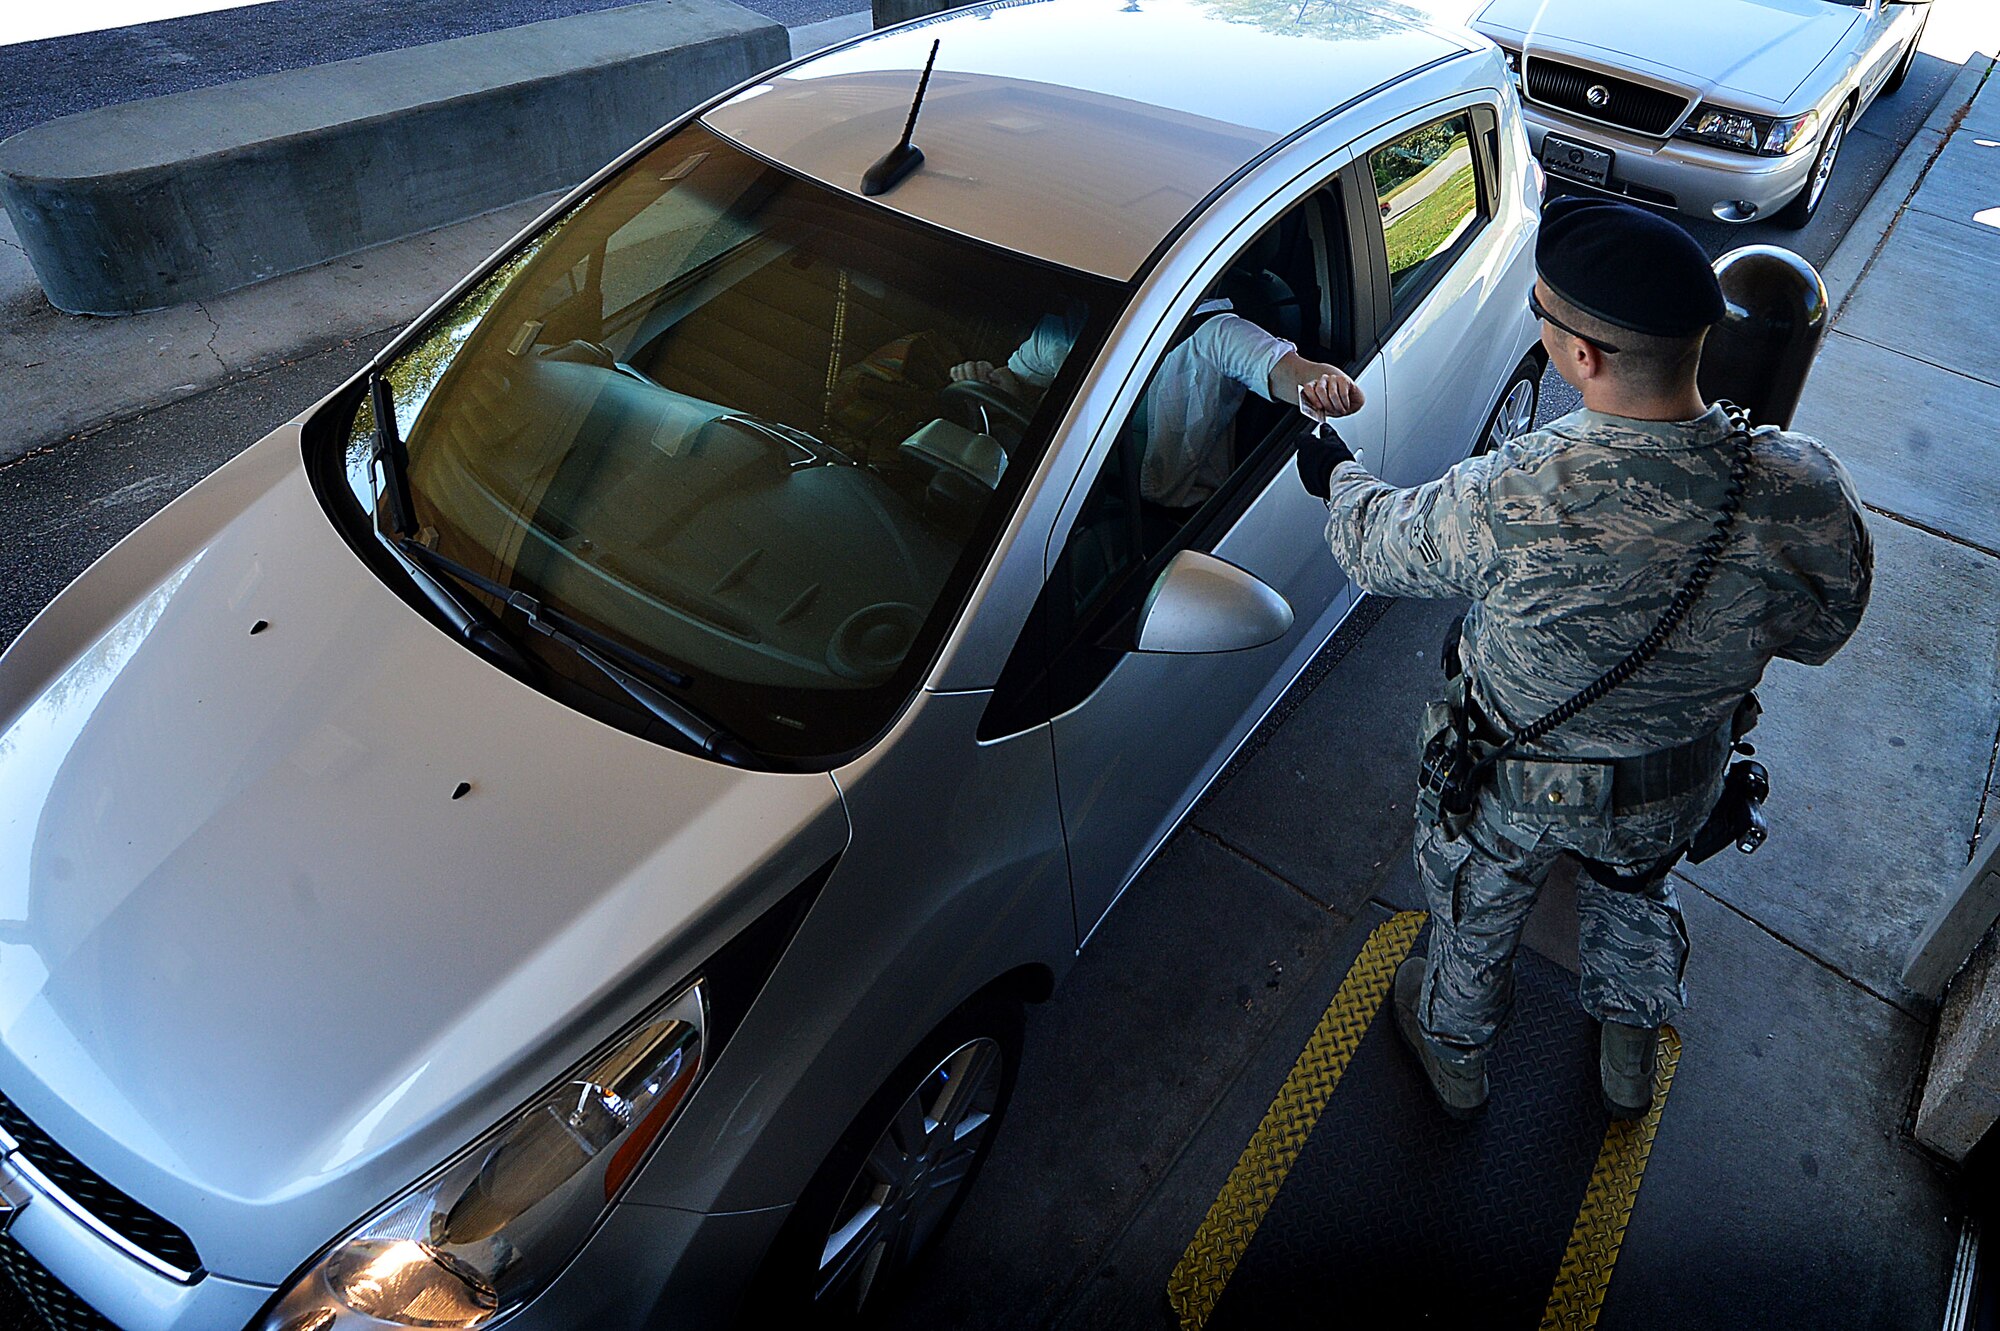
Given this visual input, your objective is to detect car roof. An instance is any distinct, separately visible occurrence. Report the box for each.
[701,0,1479,281]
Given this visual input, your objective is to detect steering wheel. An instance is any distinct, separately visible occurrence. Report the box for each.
[940,378,1035,437]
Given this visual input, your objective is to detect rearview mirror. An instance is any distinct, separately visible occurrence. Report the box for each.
[1133,550,1293,654]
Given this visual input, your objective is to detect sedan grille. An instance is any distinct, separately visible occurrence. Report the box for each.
[0,1093,202,1279]
[0,1235,118,1331]
[1525,58,1691,137]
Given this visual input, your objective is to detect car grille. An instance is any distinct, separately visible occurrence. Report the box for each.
[1525,58,1691,137]
[0,1093,202,1279]
[0,1235,118,1331]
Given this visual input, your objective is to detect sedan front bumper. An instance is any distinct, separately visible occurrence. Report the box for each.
[1523,107,1820,222]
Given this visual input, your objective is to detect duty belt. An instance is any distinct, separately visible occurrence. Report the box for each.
[1464,690,1727,812]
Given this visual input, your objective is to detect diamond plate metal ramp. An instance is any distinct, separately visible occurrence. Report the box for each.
[1169,911,1678,1330]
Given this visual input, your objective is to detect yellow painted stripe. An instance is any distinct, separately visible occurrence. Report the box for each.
[1538,1025,1683,1331]
[1165,910,1426,1331]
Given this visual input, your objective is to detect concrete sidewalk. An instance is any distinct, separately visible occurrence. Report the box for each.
[881,41,2000,1331]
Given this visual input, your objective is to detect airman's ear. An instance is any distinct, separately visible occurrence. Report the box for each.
[1571,337,1607,383]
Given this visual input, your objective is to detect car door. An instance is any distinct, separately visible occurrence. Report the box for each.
[978,163,1389,943]
[1855,0,1918,105]
[1362,100,1525,488]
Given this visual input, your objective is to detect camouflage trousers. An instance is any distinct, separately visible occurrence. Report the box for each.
[1410,772,1721,1066]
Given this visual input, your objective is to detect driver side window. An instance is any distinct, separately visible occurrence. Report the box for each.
[976,183,1360,739]
[1057,187,1354,636]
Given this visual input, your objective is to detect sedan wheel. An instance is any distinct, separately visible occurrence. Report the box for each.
[1776,109,1847,230]
[816,1037,1005,1314]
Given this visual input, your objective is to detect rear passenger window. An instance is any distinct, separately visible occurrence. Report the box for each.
[1370,113,1484,310]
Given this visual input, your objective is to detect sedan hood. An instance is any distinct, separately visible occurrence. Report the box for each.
[1476,0,1859,103]
[0,426,846,1283]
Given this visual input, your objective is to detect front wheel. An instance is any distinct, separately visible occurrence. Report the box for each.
[1775,107,1849,230]
[1475,354,1542,456]
[742,992,1024,1326]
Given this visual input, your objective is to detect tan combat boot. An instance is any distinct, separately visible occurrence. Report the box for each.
[1600,1021,1659,1120]
[1392,956,1489,1120]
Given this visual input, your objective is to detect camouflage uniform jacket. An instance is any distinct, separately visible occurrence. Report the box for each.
[1323,404,1873,758]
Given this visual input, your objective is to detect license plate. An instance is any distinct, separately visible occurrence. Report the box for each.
[1542,134,1613,188]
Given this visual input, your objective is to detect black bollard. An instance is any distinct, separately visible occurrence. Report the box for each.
[1696,245,1829,430]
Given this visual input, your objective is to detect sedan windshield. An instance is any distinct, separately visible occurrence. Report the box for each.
[338,124,1117,762]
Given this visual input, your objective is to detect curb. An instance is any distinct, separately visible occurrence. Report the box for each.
[1821,52,1997,318]
[0,11,865,468]
[0,0,787,315]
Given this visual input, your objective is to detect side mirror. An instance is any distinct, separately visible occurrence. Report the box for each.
[1133,550,1293,654]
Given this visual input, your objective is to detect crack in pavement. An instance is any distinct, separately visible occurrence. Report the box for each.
[191,299,228,374]
[1189,824,1349,918]
[1972,717,2000,859]
[1676,870,1923,1019]
[1863,500,2000,562]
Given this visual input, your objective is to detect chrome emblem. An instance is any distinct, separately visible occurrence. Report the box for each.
[1586,84,1612,109]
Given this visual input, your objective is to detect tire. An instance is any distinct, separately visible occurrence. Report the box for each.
[741,991,1025,1327]
[1475,353,1542,456]
[1881,18,1925,97]
[1774,106,1849,231]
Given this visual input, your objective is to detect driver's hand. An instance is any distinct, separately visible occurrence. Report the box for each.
[1271,352,1364,418]
[950,360,1029,399]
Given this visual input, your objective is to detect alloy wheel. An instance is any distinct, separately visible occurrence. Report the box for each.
[1488,377,1538,451]
[814,1037,1004,1314]
[1808,115,1846,215]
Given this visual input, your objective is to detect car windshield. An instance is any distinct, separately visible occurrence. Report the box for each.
[337,124,1117,763]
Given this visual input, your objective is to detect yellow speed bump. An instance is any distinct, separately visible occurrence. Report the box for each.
[1166,910,1425,1330]
[1539,1026,1682,1330]
[1167,910,1680,1331]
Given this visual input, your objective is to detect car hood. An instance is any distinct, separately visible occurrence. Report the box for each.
[1475,0,1859,104]
[0,425,847,1284]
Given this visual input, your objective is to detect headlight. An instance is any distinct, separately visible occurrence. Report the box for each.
[1500,46,1523,85]
[1677,105,1821,157]
[261,981,706,1330]
[1762,109,1821,156]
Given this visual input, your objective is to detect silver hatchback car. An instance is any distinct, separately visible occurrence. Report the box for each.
[0,2,1541,1327]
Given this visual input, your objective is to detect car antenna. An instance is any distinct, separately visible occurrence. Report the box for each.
[862,39,940,197]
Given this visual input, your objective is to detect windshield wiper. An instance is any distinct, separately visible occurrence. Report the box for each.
[381,538,542,681]
[371,374,418,537]
[393,538,757,767]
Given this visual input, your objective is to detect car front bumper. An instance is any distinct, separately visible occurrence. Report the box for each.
[0,1154,788,1331]
[1522,107,1820,222]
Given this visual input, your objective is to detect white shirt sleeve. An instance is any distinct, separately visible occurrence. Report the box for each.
[1187,310,1294,401]
[1006,314,1078,389]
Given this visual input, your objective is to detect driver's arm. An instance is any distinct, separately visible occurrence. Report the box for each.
[950,313,1075,402]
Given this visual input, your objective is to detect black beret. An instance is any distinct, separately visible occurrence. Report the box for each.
[1536,196,1724,337]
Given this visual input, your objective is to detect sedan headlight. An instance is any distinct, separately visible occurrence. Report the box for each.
[261,981,706,1330]
[1678,105,1821,157]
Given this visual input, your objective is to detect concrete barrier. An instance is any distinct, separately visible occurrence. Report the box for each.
[0,0,786,315]
[1915,926,2000,1162]
[871,0,963,29]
